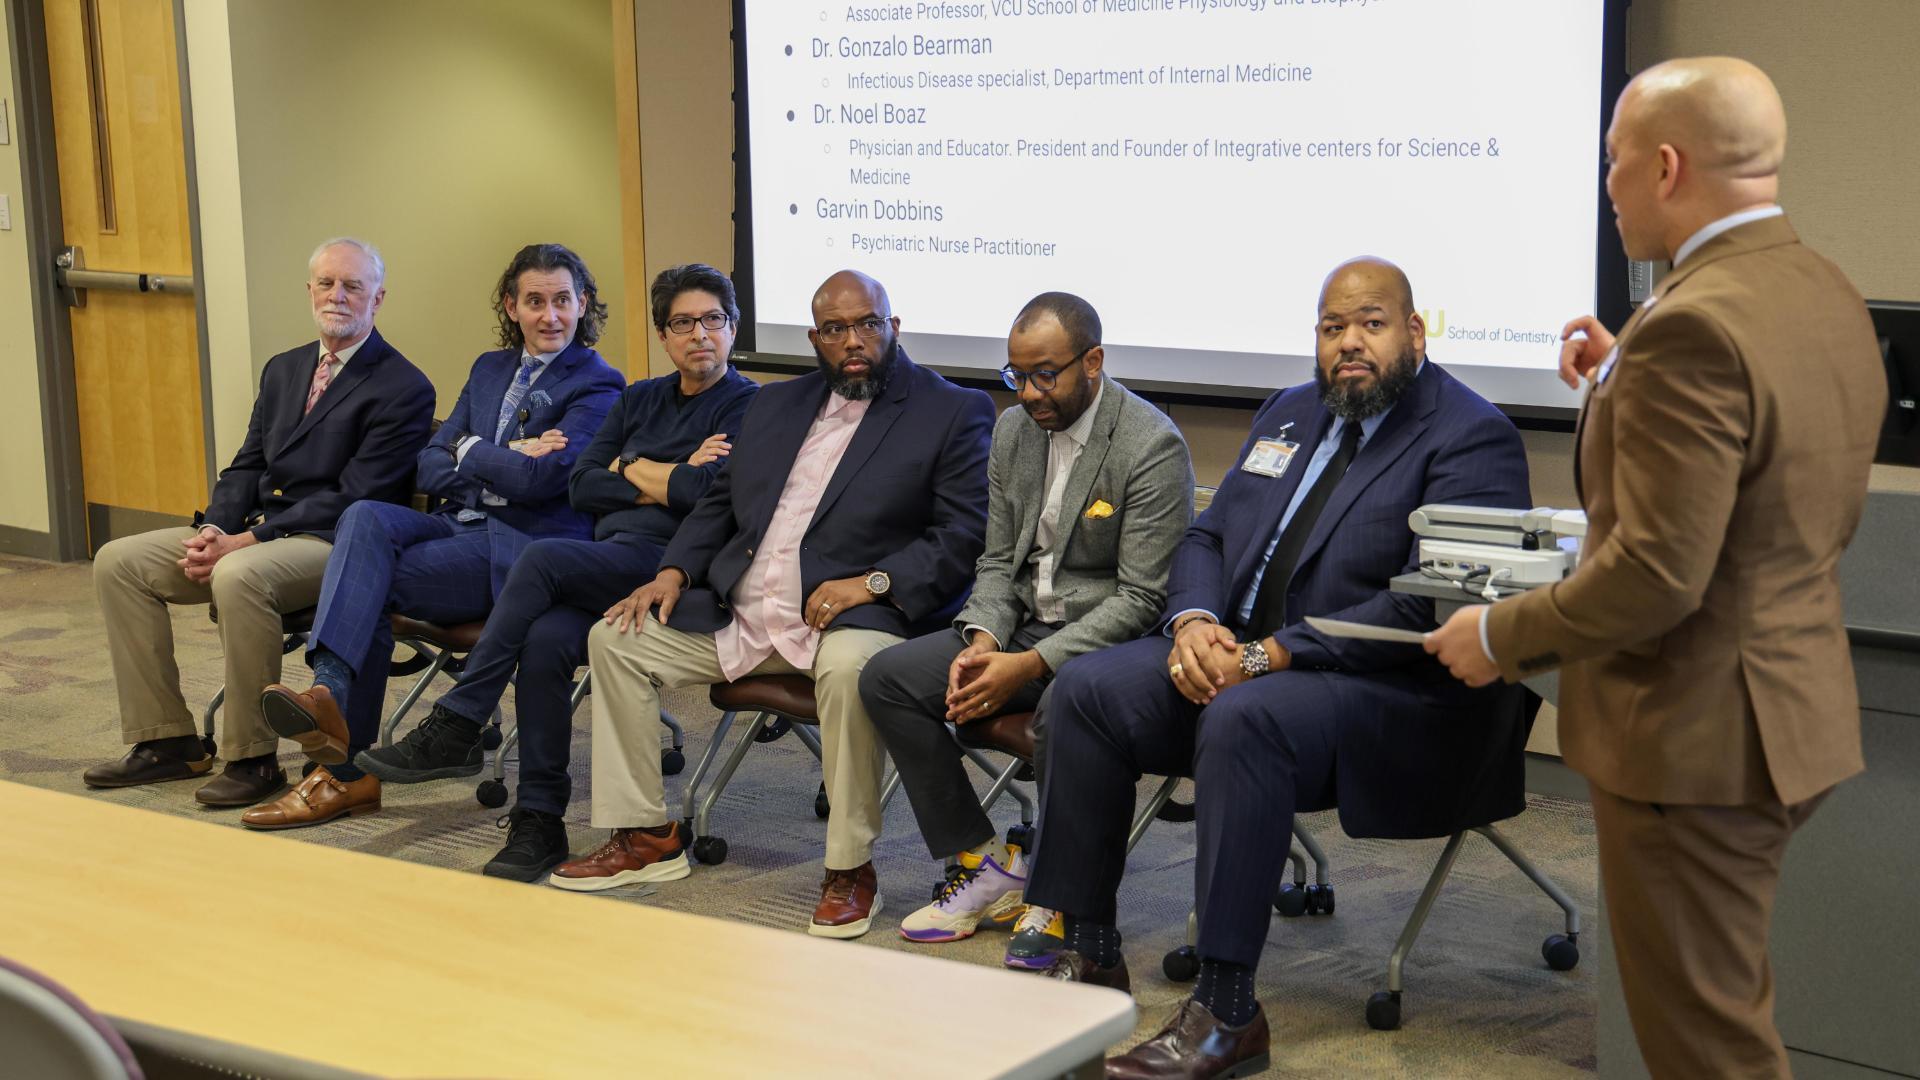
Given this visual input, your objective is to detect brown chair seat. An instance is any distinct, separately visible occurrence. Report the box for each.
[709,674,819,722]
[389,614,486,652]
[954,711,1036,761]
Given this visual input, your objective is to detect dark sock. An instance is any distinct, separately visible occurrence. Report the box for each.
[329,753,369,784]
[143,733,203,760]
[1195,958,1259,1027]
[1064,917,1122,968]
[309,650,354,711]
[431,702,485,735]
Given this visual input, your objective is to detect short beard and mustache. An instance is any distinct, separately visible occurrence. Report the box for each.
[813,338,900,400]
[1315,347,1419,421]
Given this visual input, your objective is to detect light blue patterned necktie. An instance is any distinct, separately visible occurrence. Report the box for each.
[495,358,540,444]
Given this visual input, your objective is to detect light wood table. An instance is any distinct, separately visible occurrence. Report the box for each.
[0,782,1134,1079]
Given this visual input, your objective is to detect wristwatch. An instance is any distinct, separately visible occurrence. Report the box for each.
[618,453,640,470]
[1239,640,1272,678]
[864,570,892,598]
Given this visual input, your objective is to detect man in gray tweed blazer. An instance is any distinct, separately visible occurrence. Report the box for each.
[861,291,1194,962]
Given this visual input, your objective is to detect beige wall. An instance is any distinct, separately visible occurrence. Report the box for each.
[217,0,628,425]
[0,13,52,536]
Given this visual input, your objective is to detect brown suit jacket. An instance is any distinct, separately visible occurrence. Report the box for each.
[1486,214,1884,806]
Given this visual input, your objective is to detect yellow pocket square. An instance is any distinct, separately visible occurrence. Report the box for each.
[1084,499,1115,520]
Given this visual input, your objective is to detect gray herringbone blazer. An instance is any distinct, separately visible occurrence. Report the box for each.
[954,376,1195,672]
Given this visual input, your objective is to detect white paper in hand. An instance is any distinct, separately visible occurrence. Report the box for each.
[1304,616,1431,644]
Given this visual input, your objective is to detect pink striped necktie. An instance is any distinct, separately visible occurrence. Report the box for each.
[305,353,337,415]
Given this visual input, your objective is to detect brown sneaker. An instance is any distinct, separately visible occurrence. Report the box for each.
[239,765,379,830]
[548,823,691,892]
[1043,950,1132,993]
[809,861,883,939]
[1104,998,1270,1080]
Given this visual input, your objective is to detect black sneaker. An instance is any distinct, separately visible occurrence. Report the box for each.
[484,806,570,882]
[354,704,484,783]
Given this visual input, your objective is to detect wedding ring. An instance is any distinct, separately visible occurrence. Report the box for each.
[1170,663,1185,677]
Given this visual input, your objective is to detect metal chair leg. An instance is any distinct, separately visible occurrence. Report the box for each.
[1474,824,1581,936]
[660,710,685,752]
[1296,825,1331,886]
[789,722,824,761]
[1386,832,1468,995]
[1125,776,1183,855]
[680,711,736,823]
[879,767,901,811]
[202,688,224,741]
[694,711,770,838]
[380,643,448,745]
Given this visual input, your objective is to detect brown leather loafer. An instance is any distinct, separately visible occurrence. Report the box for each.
[1105,998,1269,1080]
[194,757,288,807]
[548,823,691,892]
[259,684,350,764]
[240,766,379,830]
[1044,950,1132,994]
[82,743,213,788]
[809,861,883,939]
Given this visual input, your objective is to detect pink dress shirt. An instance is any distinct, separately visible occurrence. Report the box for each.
[715,391,872,680]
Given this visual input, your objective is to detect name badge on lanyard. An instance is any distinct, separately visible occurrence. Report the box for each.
[1241,422,1299,479]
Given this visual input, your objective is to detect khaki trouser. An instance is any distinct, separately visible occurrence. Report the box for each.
[1590,782,1829,1080]
[94,526,333,760]
[587,617,903,870]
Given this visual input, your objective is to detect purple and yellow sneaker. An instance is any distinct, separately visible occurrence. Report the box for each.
[899,848,1026,943]
[1003,904,1066,971]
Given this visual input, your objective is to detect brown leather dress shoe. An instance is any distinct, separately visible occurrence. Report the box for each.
[239,766,379,830]
[259,684,349,764]
[809,861,883,939]
[82,743,213,788]
[194,757,288,807]
[1105,998,1270,1080]
[1044,950,1132,993]
[548,823,692,892]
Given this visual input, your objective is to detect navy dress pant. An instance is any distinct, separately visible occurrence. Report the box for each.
[437,535,663,815]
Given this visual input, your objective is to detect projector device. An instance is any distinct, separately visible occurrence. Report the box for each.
[1407,504,1589,594]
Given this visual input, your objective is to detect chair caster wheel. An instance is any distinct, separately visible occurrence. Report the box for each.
[1005,823,1035,854]
[814,782,830,819]
[200,735,218,759]
[301,760,321,778]
[1275,883,1308,918]
[475,779,508,808]
[1543,933,1580,971]
[1306,884,1336,916]
[661,748,685,776]
[1162,946,1199,982]
[755,717,792,743]
[481,726,503,752]
[1366,990,1402,1031]
[1155,798,1196,823]
[691,835,728,865]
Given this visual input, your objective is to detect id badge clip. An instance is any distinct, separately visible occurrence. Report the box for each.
[1241,422,1298,479]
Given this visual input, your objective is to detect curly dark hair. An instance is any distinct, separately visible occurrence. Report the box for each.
[492,243,609,350]
[649,263,740,333]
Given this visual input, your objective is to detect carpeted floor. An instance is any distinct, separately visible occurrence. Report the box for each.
[0,550,1598,1077]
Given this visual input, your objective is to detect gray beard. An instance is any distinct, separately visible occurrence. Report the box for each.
[816,340,898,400]
[1316,350,1419,421]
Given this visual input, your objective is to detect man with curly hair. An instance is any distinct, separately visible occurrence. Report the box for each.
[243,243,624,830]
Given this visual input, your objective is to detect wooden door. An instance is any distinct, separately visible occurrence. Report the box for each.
[43,0,205,553]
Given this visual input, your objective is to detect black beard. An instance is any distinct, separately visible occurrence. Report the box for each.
[1315,348,1419,422]
[814,338,899,400]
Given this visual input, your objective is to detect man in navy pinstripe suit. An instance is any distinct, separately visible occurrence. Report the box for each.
[1028,259,1534,1078]
[244,244,623,830]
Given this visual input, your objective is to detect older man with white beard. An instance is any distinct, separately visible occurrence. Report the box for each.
[84,237,436,810]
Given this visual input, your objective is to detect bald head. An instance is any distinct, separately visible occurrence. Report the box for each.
[1621,57,1786,181]
[812,269,892,324]
[1319,257,1416,318]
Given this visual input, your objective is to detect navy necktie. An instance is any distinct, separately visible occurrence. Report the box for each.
[1248,419,1364,638]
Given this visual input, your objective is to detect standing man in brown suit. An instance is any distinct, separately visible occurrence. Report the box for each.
[1427,58,1886,1078]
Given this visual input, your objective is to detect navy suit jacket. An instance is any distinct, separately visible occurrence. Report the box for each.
[198,327,435,543]
[415,339,624,594]
[661,351,994,640]
[1167,359,1535,837]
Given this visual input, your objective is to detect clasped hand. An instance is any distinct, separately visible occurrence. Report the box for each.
[1167,619,1245,705]
[179,527,257,584]
[946,635,1046,722]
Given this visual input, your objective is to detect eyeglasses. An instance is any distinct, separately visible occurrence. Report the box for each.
[666,312,732,335]
[816,316,888,344]
[1000,347,1093,392]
